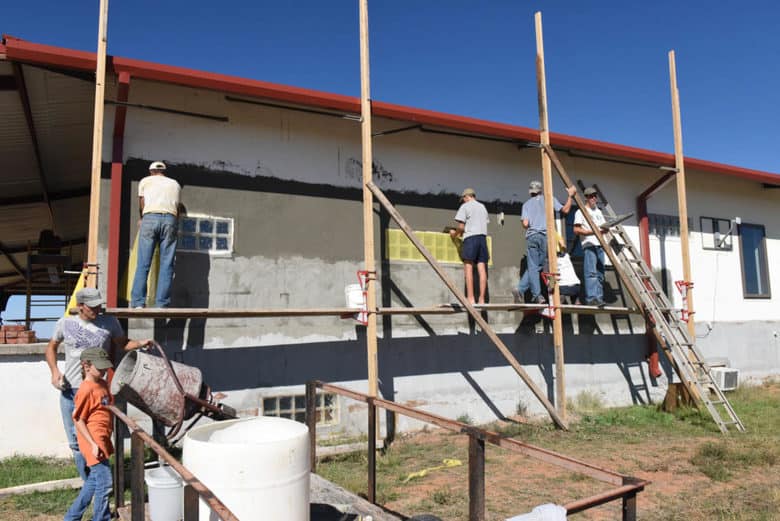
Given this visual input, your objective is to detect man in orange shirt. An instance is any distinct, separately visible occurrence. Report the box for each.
[64,348,114,521]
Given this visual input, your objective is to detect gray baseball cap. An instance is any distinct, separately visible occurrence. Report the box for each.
[80,348,113,370]
[75,288,105,307]
[529,180,543,194]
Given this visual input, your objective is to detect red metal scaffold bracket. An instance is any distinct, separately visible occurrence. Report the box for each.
[675,280,695,322]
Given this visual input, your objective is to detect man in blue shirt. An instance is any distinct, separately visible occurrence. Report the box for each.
[516,181,576,304]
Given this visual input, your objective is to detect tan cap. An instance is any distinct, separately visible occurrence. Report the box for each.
[461,188,476,199]
[584,187,598,196]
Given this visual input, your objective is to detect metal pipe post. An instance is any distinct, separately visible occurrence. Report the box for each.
[305,381,317,473]
[468,434,486,521]
[367,400,377,503]
[183,484,199,521]
[130,432,145,521]
[623,492,637,521]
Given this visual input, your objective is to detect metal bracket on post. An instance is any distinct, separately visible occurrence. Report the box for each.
[674,280,695,322]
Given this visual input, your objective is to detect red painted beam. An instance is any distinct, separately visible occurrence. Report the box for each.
[636,172,675,379]
[106,71,131,308]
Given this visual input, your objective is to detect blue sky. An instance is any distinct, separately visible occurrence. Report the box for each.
[3,1,779,336]
[4,1,779,174]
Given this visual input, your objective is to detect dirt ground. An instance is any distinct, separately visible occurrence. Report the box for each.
[4,384,779,520]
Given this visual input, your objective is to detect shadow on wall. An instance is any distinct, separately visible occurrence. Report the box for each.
[168,327,655,410]
[154,252,211,351]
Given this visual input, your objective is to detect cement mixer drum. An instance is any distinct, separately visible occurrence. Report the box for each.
[111,350,203,427]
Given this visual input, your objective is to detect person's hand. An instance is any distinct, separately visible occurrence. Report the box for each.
[449,229,457,238]
[138,339,154,350]
[51,370,64,391]
[91,442,103,460]
[567,186,577,197]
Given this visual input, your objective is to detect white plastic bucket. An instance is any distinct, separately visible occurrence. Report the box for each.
[183,417,310,521]
[345,284,364,309]
[145,466,184,521]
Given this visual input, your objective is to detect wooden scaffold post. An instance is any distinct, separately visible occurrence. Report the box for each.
[359,0,380,402]
[534,11,567,420]
[85,0,110,288]
[668,51,696,340]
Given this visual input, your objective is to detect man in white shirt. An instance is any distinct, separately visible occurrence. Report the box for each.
[449,188,490,304]
[131,161,181,308]
[573,186,607,307]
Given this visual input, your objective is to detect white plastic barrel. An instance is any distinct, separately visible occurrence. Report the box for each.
[145,466,183,521]
[183,417,310,521]
[345,284,364,309]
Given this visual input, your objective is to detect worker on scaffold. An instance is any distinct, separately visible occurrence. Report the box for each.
[450,188,489,305]
[514,180,575,304]
[131,161,181,308]
[574,186,608,307]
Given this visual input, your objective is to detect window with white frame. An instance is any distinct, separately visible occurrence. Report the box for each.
[700,216,734,251]
[262,393,338,426]
[178,215,234,254]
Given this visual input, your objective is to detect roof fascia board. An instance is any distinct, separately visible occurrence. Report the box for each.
[4,37,779,185]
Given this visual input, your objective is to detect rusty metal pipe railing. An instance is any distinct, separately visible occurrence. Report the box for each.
[108,404,240,521]
[308,380,647,521]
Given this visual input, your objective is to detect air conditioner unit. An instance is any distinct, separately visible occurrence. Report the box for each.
[710,367,739,391]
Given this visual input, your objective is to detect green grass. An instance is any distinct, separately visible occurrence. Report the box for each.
[0,455,78,488]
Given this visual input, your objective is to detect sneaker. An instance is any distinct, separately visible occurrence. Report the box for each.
[587,299,606,308]
[511,288,524,304]
[534,295,546,305]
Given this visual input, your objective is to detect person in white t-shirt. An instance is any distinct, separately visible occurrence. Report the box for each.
[573,186,607,307]
[130,161,181,308]
[449,188,490,304]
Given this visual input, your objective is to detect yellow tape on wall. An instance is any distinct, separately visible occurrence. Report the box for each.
[386,229,492,266]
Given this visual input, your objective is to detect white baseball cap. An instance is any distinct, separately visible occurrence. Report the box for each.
[149,161,167,171]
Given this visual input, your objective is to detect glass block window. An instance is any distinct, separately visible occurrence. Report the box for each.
[700,217,734,251]
[738,223,770,298]
[178,215,234,254]
[262,393,338,426]
[648,214,692,238]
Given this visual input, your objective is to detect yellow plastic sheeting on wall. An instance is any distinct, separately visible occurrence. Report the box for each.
[119,232,160,307]
[385,229,492,266]
[63,271,85,318]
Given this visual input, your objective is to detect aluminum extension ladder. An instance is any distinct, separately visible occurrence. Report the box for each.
[588,183,745,434]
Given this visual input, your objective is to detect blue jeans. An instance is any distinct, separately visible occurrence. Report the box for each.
[64,460,112,521]
[519,233,547,299]
[131,213,178,308]
[60,388,88,481]
[583,246,605,302]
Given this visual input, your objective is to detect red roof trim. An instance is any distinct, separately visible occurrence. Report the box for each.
[4,37,778,184]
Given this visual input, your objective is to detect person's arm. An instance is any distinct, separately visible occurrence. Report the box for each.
[74,417,103,460]
[560,186,577,215]
[138,196,145,219]
[522,218,530,229]
[449,221,465,238]
[45,339,63,390]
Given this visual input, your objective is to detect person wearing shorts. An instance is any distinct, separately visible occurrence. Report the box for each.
[450,188,490,304]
